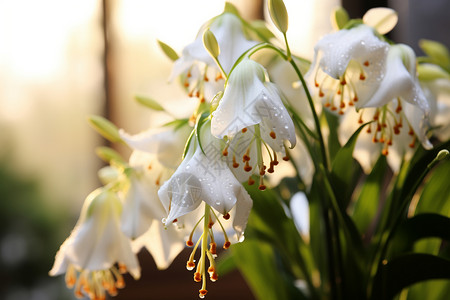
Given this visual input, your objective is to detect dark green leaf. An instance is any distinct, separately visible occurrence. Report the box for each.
[372,254,450,299]
[330,122,368,209]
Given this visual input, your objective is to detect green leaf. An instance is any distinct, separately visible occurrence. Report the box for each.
[387,214,450,258]
[134,95,165,111]
[87,115,123,143]
[351,155,387,234]
[157,40,179,61]
[330,122,368,209]
[249,20,276,41]
[415,159,450,217]
[95,146,126,165]
[231,240,306,300]
[373,254,450,299]
[216,251,237,276]
[407,279,450,300]
[324,110,341,162]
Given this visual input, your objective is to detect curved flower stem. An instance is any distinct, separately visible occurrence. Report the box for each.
[247,43,329,171]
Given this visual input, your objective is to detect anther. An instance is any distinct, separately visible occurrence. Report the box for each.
[242,128,247,133]
[282,155,289,161]
[199,289,208,298]
[315,80,319,88]
[186,240,194,247]
[358,114,364,124]
[204,74,209,82]
[222,147,228,156]
[215,72,223,81]
[248,176,255,185]
[173,218,178,223]
[409,136,416,148]
[396,101,402,113]
[232,156,239,168]
[223,241,231,249]
[210,272,218,282]
[408,126,414,136]
[208,217,214,229]
[184,80,190,88]
[223,213,230,220]
[194,272,202,282]
[340,79,346,85]
[244,161,252,172]
[319,90,325,97]
[209,242,217,255]
[381,147,389,156]
[364,61,370,67]
[187,261,196,270]
[269,131,276,139]
[359,73,366,80]
[258,184,266,191]
[118,263,127,274]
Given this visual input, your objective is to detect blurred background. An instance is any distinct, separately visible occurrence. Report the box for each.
[0,0,449,299]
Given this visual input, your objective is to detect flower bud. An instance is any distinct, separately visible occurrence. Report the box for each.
[362,7,398,34]
[95,146,126,164]
[203,28,220,59]
[268,0,288,34]
[437,149,449,161]
[331,7,349,30]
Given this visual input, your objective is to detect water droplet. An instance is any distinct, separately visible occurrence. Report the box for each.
[216,201,221,206]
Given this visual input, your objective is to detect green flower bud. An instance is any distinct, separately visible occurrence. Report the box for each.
[95,146,126,164]
[437,149,449,161]
[268,0,288,34]
[203,28,220,59]
[331,7,349,30]
[419,39,450,69]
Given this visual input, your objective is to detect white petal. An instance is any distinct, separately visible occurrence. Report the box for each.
[313,25,389,79]
[132,220,185,270]
[363,7,398,35]
[232,187,253,239]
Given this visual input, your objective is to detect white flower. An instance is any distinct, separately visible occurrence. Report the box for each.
[158,122,252,239]
[211,58,296,186]
[306,25,389,113]
[49,188,140,300]
[118,124,192,269]
[170,12,258,102]
[421,77,450,141]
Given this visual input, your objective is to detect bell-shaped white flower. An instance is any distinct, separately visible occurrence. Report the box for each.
[158,122,252,239]
[421,77,450,141]
[118,124,192,269]
[362,44,430,112]
[49,188,140,300]
[306,24,389,113]
[170,12,258,103]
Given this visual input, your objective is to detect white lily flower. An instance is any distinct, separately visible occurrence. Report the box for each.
[159,121,252,238]
[211,58,296,188]
[118,124,192,269]
[339,100,431,173]
[49,188,140,300]
[171,12,258,103]
[306,24,389,114]
[421,77,450,141]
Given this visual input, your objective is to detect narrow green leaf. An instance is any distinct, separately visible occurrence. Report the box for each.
[373,254,450,299]
[95,146,126,165]
[352,155,387,234]
[231,240,306,300]
[87,115,123,143]
[419,39,450,71]
[135,95,165,111]
[387,214,450,258]
[324,110,341,162]
[157,40,179,61]
[330,122,369,209]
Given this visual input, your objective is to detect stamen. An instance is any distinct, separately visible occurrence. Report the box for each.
[223,213,230,220]
[244,161,252,172]
[258,177,266,191]
[363,61,370,67]
[409,136,416,148]
[359,73,366,80]
[248,176,255,185]
[222,147,228,156]
[242,128,247,133]
[269,131,276,139]
[199,289,208,298]
[215,72,222,81]
[209,242,217,255]
[232,155,239,168]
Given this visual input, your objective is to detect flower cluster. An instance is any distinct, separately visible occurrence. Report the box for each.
[50,2,450,299]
